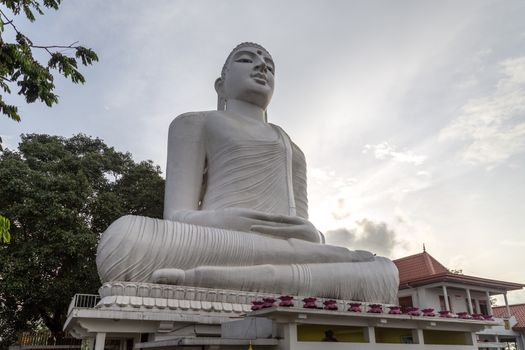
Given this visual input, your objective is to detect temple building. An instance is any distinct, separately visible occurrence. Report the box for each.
[394,250,525,349]
[11,249,525,350]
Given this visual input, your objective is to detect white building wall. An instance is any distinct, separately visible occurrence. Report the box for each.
[448,289,469,313]
[421,288,443,312]
[402,287,491,314]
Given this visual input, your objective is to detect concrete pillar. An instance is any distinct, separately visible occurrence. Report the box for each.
[414,328,424,345]
[517,333,525,350]
[504,292,511,317]
[367,326,376,344]
[466,288,473,314]
[486,291,493,315]
[95,333,106,350]
[417,288,426,309]
[279,324,296,350]
[290,324,298,350]
[470,332,478,347]
[442,285,450,311]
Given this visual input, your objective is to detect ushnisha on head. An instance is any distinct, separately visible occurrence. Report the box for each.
[215,42,275,111]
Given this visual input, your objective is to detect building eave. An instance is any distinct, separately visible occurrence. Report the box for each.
[399,273,525,291]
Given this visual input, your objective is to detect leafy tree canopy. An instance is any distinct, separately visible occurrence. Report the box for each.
[0,214,10,243]
[0,0,98,124]
[0,134,164,350]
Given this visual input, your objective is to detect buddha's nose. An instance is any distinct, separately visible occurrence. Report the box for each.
[255,60,268,72]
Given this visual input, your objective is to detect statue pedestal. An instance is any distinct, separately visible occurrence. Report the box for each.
[97,282,263,316]
[64,282,498,350]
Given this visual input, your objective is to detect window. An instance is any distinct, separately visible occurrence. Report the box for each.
[398,296,413,313]
[439,295,452,312]
[479,300,488,315]
[465,298,478,313]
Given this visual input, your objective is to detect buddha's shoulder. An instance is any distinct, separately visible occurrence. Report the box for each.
[169,110,228,130]
[170,111,223,130]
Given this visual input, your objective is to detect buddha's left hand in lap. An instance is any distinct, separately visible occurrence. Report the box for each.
[168,208,322,243]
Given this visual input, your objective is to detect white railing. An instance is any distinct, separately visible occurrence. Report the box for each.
[476,341,511,348]
[67,294,100,315]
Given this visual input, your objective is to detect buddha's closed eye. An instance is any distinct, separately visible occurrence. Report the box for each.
[235,58,252,63]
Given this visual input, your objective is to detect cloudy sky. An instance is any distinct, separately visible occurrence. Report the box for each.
[1,0,524,303]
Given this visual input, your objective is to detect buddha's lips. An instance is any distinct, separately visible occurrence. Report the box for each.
[251,73,267,84]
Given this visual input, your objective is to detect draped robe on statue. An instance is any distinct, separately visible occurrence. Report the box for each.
[96,112,399,304]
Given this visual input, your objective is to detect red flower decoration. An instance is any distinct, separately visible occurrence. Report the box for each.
[262,297,276,308]
[368,304,383,313]
[323,299,338,311]
[302,297,318,309]
[348,302,362,312]
[407,307,421,316]
[388,306,402,314]
[278,295,294,307]
[251,300,264,311]
[422,308,435,317]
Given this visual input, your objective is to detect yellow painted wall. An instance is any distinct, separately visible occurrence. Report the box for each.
[423,330,472,345]
[374,328,413,344]
[297,324,366,343]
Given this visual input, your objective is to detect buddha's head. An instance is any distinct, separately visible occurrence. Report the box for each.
[215,42,275,111]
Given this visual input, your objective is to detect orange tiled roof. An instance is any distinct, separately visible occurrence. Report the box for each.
[394,251,448,285]
[393,251,524,291]
[493,304,525,331]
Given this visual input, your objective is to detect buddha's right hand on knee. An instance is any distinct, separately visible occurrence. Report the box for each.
[166,208,322,243]
[288,238,375,263]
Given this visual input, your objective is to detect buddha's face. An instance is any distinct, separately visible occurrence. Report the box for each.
[218,46,275,110]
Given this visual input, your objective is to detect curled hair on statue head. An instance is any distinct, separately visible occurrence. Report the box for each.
[216,42,273,114]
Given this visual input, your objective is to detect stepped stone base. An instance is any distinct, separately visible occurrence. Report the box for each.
[97,281,392,316]
[98,282,274,315]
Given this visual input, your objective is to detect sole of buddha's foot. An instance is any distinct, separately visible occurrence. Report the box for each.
[151,268,185,284]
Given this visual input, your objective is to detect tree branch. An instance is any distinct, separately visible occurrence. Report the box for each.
[32,42,80,50]
[0,9,22,35]
[0,10,82,55]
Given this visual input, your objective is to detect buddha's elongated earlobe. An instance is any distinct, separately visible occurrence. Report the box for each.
[215,78,226,111]
[218,96,226,111]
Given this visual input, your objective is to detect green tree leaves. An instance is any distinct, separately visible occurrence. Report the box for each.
[0,134,164,349]
[75,47,98,66]
[2,0,61,21]
[0,0,98,123]
[0,215,10,243]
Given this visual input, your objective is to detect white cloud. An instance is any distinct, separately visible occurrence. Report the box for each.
[508,289,525,305]
[416,170,431,177]
[325,219,405,257]
[308,167,358,193]
[493,289,525,307]
[363,142,427,165]
[307,166,361,231]
[440,56,525,166]
[446,254,468,272]
[500,239,525,247]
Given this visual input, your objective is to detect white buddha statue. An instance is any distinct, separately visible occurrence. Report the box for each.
[96,42,399,303]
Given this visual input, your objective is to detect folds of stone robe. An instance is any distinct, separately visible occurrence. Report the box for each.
[96,215,399,304]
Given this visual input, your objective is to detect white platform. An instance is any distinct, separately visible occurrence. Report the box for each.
[64,282,500,350]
